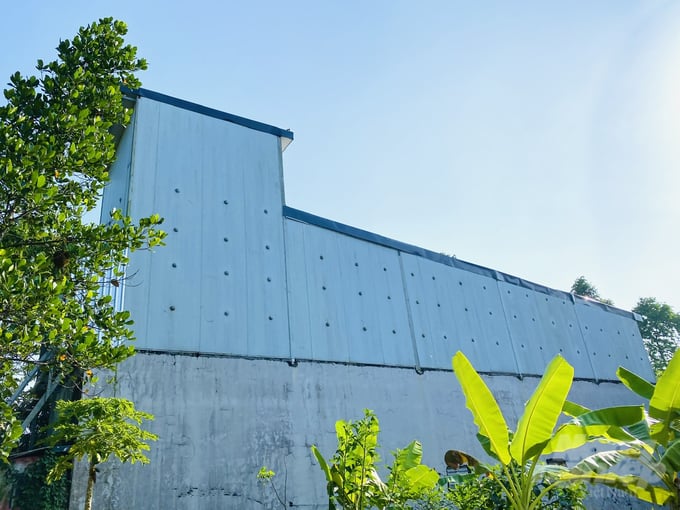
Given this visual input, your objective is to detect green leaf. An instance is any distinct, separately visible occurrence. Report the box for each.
[660,439,680,472]
[312,445,332,483]
[403,464,439,491]
[649,350,680,445]
[452,352,510,464]
[617,366,655,400]
[393,440,423,471]
[509,355,574,464]
[560,471,673,506]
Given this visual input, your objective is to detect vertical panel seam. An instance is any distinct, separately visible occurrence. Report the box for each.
[398,252,422,373]
[573,305,601,383]
[495,280,524,378]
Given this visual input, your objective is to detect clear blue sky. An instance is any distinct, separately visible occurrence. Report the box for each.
[3,1,679,311]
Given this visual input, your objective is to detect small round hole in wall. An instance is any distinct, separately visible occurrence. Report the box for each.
[319,255,324,260]
[362,326,367,331]
[264,209,268,214]
[174,188,180,193]
[415,300,419,304]
[224,311,229,317]
[325,322,330,327]
[355,262,359,267]
[268,316,273,321]
[173,227,178,232]
[392,329,396,334]
[267,277,271,282]
[322,286,326,290]
[223,200,229,205]
[265,245,270,250]
[169,306,176,311]
[224,271,229,276]
[387,295,391,300]
[432,276,436,280]
[359,291,363,296]
[223,237,229,242]
[171,263,177,268]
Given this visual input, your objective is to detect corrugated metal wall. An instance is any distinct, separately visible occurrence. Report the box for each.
[108,91,654,382]
[121,97,290,357]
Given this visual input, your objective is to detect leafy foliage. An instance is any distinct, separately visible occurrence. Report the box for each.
[1,451,69,510]
[452,351,644,510]
[570,276,613,305]
[633,297,680,374]
[311,410,438,510]
[0,17,164,458]
[445,465,586,510]
[45,398,157,510]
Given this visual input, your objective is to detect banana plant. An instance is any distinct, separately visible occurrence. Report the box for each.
[557,349,680,508]
[452,351,645,510]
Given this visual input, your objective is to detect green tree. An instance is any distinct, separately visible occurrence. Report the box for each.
[0,18,164,459]
[570,276,613,305]
[633,297,680,374]
[45,398,157,510]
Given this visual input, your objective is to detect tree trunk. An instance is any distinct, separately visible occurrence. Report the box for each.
[84,460,97,510]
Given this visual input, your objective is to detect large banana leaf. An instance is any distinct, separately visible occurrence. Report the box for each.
[392,440,423,472]
[560,472,673,506]
[452,352,510,464]
[562,400,590,417]
[569,449,640,474]
[403,464,439,491]
[616,366,655,400]
[660,438,680,472]
[509,355,573,464]
[649,350,680,445]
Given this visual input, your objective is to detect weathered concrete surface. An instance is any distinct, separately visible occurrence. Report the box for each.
[70,353,649,509]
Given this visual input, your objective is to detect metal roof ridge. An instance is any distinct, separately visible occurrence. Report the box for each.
[121,87,294,141]
[282,205,636,320]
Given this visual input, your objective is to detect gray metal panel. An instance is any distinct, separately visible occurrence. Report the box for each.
[575,300,654,381]
[498,282,596,379]
[400,254,518,373]
[122,97,289,357]
[285,219,416,366]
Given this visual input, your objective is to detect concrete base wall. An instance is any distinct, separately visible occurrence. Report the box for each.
[70,352,648,509]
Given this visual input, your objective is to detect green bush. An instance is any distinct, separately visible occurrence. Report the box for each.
[2,451,69,510]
